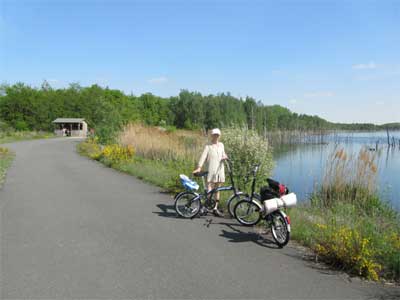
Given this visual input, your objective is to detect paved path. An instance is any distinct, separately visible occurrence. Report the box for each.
[1,138,398,299]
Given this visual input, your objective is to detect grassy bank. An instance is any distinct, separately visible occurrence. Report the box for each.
[77,124,399,283]
[77,140,187,193]
[0,131,55,144]
[0,147,15,188]
[290,149,399,282]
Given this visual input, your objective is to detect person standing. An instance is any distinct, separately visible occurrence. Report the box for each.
[193,128,228,217]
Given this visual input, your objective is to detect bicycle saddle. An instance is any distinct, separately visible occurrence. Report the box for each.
[193,171,208,177]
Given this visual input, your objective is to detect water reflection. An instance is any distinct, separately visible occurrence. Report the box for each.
[272,131,400,211]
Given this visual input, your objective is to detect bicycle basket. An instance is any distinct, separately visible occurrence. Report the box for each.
[179,174,199,191]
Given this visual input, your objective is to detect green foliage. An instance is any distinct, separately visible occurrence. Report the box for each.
[0,120,12,132]
[0,147,14,188]
[1,82,397,145]
[222,127,274,190]
[15,120,29,131]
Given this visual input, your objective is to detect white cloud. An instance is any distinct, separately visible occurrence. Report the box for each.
[47,79,59,84]
[352,61,377,70]
[375,100,385,105]
[148,76,168,84]
[304,91,335,98]
[289,99,297,104]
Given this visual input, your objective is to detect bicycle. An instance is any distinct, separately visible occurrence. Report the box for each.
[233,165,295,248]
[174,159,246,218]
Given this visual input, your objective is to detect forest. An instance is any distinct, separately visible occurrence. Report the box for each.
[0,82,398,140]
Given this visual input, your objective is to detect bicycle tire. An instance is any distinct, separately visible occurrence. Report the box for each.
[234,198,262,226]
[270,211,290,248]
[226,192,246,218]
[174,192,201,218]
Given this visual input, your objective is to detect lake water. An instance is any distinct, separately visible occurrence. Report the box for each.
[272,131,400,211]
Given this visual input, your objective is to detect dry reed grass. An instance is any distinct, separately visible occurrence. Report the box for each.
[118,123,207,163]
[318,147,379,209]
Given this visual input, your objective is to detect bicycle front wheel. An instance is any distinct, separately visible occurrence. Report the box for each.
[234,199,262,226]
[174,192,200,218]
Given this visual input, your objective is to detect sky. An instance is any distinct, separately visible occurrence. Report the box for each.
[0,0,399,124]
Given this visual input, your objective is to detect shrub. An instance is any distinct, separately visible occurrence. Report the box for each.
[77,139,102,160]
[95,125,120,144]
[78,140,135,165]
[14,120,29,131]
[222,127,274,190]
[101,144,135,164]
[290,204,400,282]
[313,222,382,280]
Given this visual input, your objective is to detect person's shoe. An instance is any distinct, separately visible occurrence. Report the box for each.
[213,208,224,217]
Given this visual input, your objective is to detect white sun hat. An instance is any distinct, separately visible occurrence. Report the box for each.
[211,128,221,136]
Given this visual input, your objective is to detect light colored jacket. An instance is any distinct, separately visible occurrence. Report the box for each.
[198,142,226,183]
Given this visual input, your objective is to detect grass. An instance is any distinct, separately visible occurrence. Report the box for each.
[0,131,55,144]
[117,158,186,193]
[0,147,15,188]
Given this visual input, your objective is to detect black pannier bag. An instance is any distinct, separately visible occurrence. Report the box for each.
[267,178,281,194]
[260,186,279,201]
[260,178,289,201]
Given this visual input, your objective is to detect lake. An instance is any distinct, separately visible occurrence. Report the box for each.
[272,131,400,211]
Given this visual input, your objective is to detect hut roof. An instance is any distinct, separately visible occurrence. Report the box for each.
[52,118,85,123]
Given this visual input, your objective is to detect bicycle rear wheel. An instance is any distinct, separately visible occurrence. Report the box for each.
[234,199,262,226]
[174,192,200,218]
[227,192,246,218]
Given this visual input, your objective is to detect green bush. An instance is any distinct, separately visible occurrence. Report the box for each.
[222,127,274,191]
[14,120,29,131]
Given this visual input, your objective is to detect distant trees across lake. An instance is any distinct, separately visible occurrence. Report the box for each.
[0,82,398,136]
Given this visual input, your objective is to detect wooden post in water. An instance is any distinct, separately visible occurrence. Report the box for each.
[386,128,390,146]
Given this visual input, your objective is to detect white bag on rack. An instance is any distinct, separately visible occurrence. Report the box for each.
[264,193,297,214]
[281,193,297,207]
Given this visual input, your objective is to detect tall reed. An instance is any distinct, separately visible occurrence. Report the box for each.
[118,123,206,164]
[314,147,381,212]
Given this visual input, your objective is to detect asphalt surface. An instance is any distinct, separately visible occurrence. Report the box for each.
[1,138,399,299]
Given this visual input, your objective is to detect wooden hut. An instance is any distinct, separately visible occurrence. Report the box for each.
[52,118,88,137]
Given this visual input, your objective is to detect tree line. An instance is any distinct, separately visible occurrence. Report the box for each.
[0,82,398,142]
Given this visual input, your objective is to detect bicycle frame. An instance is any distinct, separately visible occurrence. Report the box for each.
[198,159,237,193]
[193,159,242,212]
[242,164,263,210]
